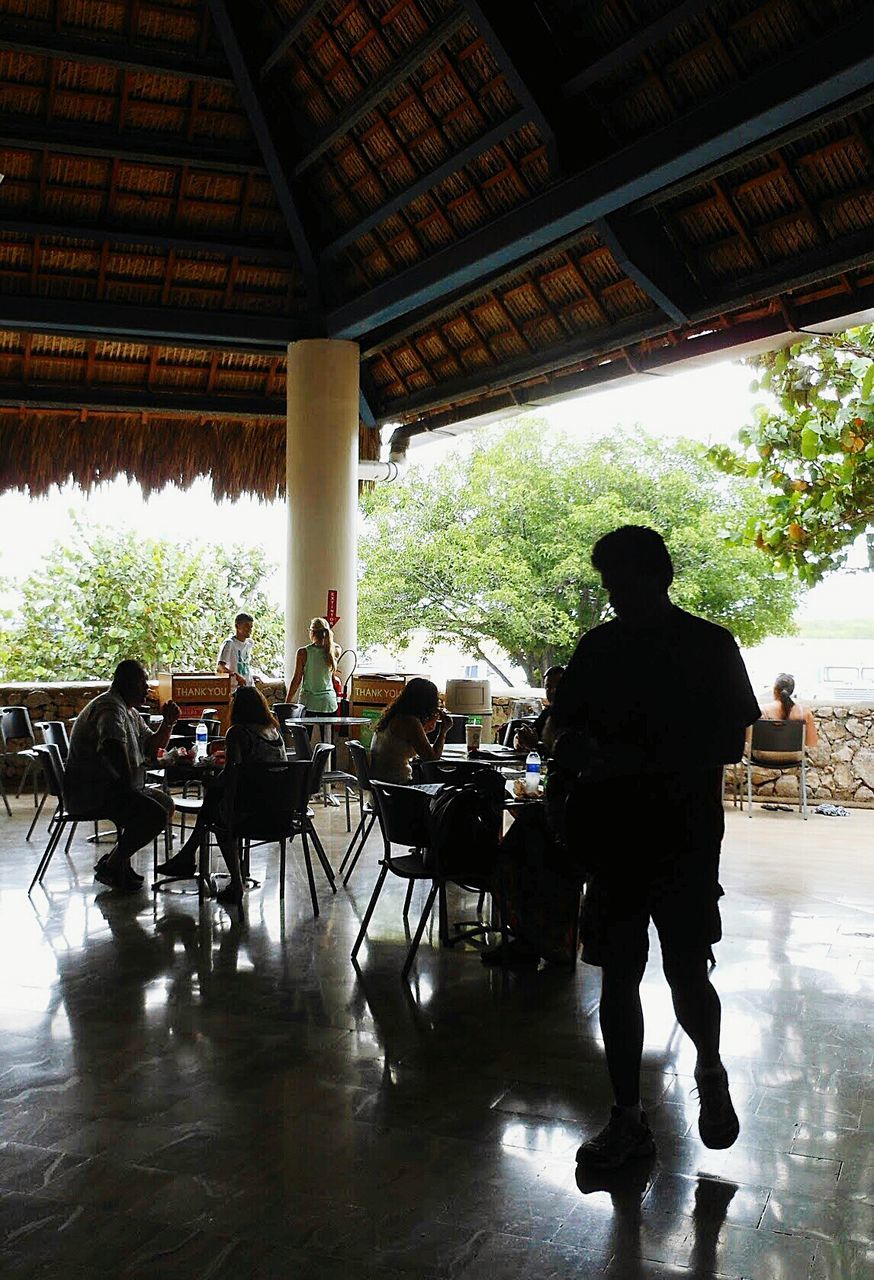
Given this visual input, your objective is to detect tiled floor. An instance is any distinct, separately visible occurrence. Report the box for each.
[0,788,871,1278]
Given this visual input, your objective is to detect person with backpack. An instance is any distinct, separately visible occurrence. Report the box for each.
[369,678,452,784]
[546,526,760,1170]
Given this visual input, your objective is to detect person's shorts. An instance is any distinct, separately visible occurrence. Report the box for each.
[580,846,721,974]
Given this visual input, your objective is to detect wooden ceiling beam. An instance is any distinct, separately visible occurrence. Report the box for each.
[0,24,234,83]
[0,296,304,352]
[292,7,470,178]
[260,0,333,79]
[0,384,283,417]
[0,217,296,265]
[207,0,323,310]
[0,119,264,173]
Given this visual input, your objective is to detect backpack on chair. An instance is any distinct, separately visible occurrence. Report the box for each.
[426,770,505,879]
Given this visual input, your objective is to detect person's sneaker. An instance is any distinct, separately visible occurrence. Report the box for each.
[155,851,196,879]
[694,1064,740,1149]
[575,1108,656,1170]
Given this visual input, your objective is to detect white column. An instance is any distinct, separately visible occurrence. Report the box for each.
[285,338,360,687]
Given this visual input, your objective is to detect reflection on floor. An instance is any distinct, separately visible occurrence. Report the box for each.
[0,792,872,1279]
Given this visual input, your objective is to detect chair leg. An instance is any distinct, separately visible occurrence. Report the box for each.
[26,791,48,841]
[16,756,35,801]
[344,785,351,832]
[65,820,79,853]
[351,863,388,959]
[299,829,319,917]
[341,813,376,887]
[402,879,415,921]
[279,838,286,899]
[338,811,367,875]
[306,819,336,891]
[402,884,439,979]
[0,772,10,816]
[801,754,808,820]
[30,819,65,893]
[746,761,752,816]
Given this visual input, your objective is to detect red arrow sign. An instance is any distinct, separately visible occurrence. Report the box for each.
[325,589,340,629]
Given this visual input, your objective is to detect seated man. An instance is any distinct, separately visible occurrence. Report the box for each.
[65,660,180,891]
[514,665,565,751]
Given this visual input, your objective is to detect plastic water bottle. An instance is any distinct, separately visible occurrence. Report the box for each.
[524,750,541,795]
[195,722,208,760]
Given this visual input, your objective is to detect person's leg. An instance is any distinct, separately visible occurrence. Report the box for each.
[661,951,722,1068]
[599,965,646,1107]
[576,878,655,1169]
[157,785,222,875]
[98,789,169,888]
[214,829,244,902]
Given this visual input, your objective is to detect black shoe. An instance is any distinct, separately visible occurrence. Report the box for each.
[576,1108,656,1170]
[215,884,244,910]
[94,857,141,893]
[481,939,541,967]
[695,1064,740,1149]
[155,852,197,879]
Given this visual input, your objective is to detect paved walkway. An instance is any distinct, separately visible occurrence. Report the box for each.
[0,791,871,1278]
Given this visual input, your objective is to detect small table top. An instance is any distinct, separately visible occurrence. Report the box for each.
[295,715,370,727]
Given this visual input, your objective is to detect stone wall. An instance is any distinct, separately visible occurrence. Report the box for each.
[0,678,286,780]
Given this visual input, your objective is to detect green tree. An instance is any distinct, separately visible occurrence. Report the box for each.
[358,424,801,684]
[0,518,285,681]
[709,326,874,583]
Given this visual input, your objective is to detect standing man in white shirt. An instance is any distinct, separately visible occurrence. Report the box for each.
[217,613,255,687]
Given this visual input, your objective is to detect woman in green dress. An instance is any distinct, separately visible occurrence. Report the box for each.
[288,616,341,714]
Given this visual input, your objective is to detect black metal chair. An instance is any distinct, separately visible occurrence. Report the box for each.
[284,723,312,760]
[744,718,808,818]
[26,744,112,893]
[338,740,378,886]
[413,759,495,785]
[221,747,336,915]
[22,723,71,841]
[351,780,505,979]
[0,705,38,802]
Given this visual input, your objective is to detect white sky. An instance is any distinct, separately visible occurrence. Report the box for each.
[1,354,872,625]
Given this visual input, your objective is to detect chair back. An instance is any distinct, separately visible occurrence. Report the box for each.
[346,740,373,789]
[369,781,431,854]
[750,718,804,761]
[31,743,65,801]
[499,716,536,746]
[36,721,71,761]
[307,742,334,795]
[273,702,305,724]
[285,723,313,760]
[225,760,311,838]
[414,759,493,785]
[1,705,35,748]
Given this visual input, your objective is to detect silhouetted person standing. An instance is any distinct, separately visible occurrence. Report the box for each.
[548,526,760,1170]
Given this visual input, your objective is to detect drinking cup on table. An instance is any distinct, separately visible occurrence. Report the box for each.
[465,723,482,753]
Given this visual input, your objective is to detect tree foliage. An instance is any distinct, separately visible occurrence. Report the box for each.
[0,518,285,681]
[358,424,801,684]
[709,326,874,583]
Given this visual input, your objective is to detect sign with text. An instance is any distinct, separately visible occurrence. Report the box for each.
[326,589,340,628]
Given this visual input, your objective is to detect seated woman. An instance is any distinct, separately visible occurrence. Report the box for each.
[156,687,286,907]
[756,672,818,755]
[369,678,452,784]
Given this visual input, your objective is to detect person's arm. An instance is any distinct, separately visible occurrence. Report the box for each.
[408,709,451,763]
[217,639,233,676]
[287,647,308,701]
[803,706,818,748]
[145,701,181,757]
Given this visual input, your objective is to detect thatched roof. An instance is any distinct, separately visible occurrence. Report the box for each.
[0,0,872,493]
